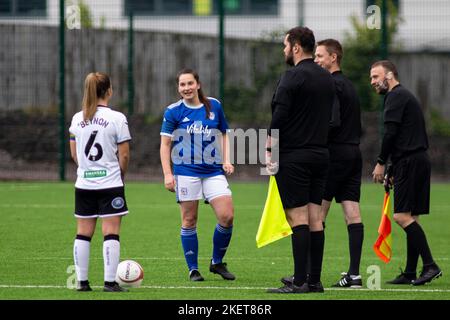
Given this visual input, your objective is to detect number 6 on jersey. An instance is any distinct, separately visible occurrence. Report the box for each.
[84,130,103,161]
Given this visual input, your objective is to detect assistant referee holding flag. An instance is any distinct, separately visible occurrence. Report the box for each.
[266,26,335,294]
[370,60,442,286]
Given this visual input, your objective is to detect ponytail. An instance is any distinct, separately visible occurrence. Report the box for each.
[198,88,211,119]
[82,72,111,121]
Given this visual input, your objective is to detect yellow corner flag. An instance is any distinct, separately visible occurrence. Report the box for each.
[373,191,393,263]
[256,176,292,248]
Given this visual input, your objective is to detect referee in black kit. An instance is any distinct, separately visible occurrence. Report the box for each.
[370,60,442,286]
[266,26,335,294]
[313,39,364,288]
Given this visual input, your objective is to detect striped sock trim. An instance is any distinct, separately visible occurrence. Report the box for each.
[104,234,120,242]
[216,224,233,234]
[76,234,92,242]
[181,227,197,236]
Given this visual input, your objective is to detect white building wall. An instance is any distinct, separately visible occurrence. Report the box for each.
[397,0,450,51]
[302,0,364,43]
[1,0,449,50]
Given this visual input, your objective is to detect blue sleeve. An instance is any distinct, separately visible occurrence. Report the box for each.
[216,103,229,133]
[160,108,178,136]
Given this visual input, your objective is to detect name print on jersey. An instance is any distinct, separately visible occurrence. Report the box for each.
[78,117,110,129]
[70,106,131,190]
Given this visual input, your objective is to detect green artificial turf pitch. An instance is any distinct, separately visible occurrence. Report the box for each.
[0,182,448,300]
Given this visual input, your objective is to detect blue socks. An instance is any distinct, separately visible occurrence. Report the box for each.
[212,224,233,265]
[181,224,233,271]
[181,227,199,271]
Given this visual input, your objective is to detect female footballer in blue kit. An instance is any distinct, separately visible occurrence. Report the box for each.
[160,68,236,281]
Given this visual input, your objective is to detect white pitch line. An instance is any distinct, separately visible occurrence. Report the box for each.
[0,285,67,289]
[140,286,450,293]
[1,284,450,293]
[15,256,450,261]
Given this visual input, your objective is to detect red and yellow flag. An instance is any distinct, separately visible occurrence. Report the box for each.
[373,192,393,263]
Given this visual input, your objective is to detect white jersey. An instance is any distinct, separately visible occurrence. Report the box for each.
[69,106,131,190]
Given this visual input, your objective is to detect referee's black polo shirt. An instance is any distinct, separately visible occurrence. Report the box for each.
[381,84,429,163]
[270,58,335,163]
[328,71,362,160]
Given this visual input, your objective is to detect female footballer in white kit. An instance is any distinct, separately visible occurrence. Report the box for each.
[69,72,131,292]
[160,68,236,281]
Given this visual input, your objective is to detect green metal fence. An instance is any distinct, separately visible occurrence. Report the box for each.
[0,0,449,181]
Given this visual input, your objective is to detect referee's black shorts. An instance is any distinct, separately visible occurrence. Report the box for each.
[323,149,362,203]
[393,151,431,215]
[275,161,329,209]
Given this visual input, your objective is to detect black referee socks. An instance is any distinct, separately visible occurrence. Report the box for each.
[291,225,310,286]
[404,222,434,267]
[347,223,364,276]
[309,230,325,284]
[405,233,419,275]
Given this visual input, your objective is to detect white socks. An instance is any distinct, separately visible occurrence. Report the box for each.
[73,234,121,283]
[103,235,120,282]
[73,235,91,282]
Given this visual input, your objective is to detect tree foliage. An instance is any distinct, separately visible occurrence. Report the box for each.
[341,0,401,111]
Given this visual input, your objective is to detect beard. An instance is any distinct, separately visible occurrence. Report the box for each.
[285,50,295,66]
[375,78,389,94]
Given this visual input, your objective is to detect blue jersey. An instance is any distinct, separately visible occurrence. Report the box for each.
[160,98,229,177]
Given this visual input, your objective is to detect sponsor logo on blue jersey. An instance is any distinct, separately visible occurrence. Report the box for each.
[186,123,211,137]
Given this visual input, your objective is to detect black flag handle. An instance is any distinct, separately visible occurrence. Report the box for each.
[384,164,393,193]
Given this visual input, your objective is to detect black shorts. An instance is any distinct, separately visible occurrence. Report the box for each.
[275,161,329,209]
[393,151,430,215]
[323,153,362,203]
[75,186,128,218]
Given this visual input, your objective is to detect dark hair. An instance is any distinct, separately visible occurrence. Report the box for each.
[286,26,315,55]
[82,72,111,121]
[176,68,211,119]
[371,60,399,79]
[317,39,343,65]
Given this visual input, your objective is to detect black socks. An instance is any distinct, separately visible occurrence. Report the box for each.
[404,221,434,266]
[309,230,325,284]
[291,225,310,286]
[347,223,364,275]
[404,221,434,267]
